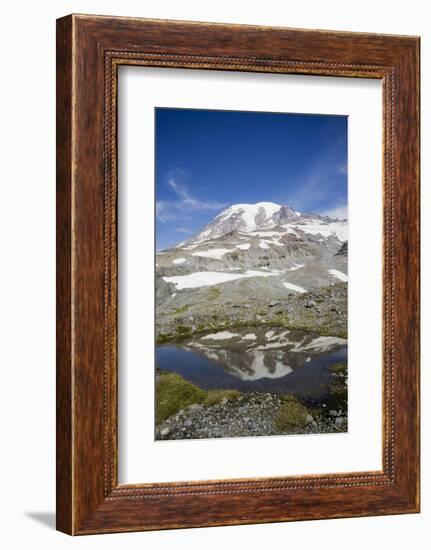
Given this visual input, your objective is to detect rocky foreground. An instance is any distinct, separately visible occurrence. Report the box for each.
[155,366,348,441]
[156,392,347,440]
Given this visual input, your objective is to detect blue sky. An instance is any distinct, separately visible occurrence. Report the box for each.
[155,108,347,250]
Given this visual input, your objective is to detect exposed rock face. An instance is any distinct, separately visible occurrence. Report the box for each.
[184,202,292,243]
[335,241,348,257]
[155,276,175,306]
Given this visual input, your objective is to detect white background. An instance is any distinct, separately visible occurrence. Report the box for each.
[119,67,382,483]
[0,1,428,548]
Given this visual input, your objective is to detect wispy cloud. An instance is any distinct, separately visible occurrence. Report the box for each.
[321,204,348,220]
[156,177,227,222]
[281,144,347,214]
[174,227,193,234]
[336,162,347,175]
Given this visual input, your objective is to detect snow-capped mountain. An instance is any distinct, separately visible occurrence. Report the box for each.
[157,201,347,295]
[181,202,347,245]
[156,202,348,340]
[187,202,300,243]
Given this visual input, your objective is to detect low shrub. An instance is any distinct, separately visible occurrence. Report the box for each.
[156,333,173,344]
[207,287,221,300]
[173,305,189,314]
[274,395,310,432]
[156,373,206,424]
[330,363,347,377]
[329,363,348,410]
[204,389,241,407]
[175,324,192,335]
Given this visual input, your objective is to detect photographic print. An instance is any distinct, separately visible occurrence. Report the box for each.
[155,108,348,441]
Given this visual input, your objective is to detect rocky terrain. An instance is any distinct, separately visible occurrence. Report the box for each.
[156,202,348,341]
[156,385,347,441]
[155,202,348,439]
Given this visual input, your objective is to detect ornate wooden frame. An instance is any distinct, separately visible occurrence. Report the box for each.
[56,14,420,534]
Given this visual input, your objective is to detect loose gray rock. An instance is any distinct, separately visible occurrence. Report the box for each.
[156,392,347,440]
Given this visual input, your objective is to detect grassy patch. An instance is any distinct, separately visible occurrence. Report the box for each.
[156,373,242,425]
[156,373,206,424]
[207,287,221,300]
[330,363,347,377]
[266,315,289,328]
[329,363,348,410]
[175,324,192,336]
[173,305,189,315]
[156,332,174,344]
[274,395,310,432]
[204,389,241,407]
[156,316,347,344]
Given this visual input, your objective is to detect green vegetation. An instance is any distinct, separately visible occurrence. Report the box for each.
[266,315,289,328]
[207,287,221,300]
[156,373,207,424]
[173,305,189,315]
[156,373,242,425]
[330,363,347,377]
[204,389,241,407]
[274,395,310,432]
[175,324,192,336]
[156,303,347,344]
[329,363,348,409]
[156,332,174,344]
[157,318,346,344]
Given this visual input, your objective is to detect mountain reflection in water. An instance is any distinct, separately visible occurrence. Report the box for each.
[156,327,347,399]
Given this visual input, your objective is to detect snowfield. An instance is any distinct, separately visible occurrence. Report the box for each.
[282,281,307,293]
[191,248,232,260]
[163,270,279,289]
[286,263,304,271]
[289,219,348,242]
[250,230,283,238]
[328,268,348,282]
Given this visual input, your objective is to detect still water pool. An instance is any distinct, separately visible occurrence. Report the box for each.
[156,327,347,400]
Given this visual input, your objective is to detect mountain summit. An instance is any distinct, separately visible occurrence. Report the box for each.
[183,202,347,246]
[188,202,304,243]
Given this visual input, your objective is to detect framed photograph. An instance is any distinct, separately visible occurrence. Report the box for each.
[153,107,349,442]
[56,14,420,534]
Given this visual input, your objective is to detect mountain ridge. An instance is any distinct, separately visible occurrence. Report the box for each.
[178,201,347,248]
